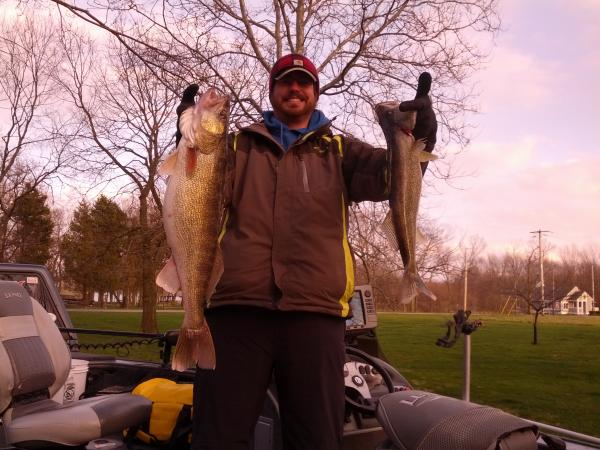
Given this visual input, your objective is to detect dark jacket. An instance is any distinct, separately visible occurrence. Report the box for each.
[209,120,387,318]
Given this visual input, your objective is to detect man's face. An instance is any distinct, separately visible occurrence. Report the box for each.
[270,71,318,128]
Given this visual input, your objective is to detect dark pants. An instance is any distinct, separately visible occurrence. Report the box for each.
[192,306,347,450]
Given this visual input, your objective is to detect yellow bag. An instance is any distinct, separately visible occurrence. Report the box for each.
[131,378,194,445]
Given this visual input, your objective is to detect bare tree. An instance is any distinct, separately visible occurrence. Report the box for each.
[50,0,501,169]
[56,28,180,332]
[349,201,454,310]
[498,246,556,344]
[46,0,501,321]
[0,12,71,260]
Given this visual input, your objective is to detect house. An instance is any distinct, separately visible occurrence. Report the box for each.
[547,286,595,315]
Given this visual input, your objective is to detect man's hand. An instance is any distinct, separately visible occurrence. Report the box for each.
[399,72,437,175]
[175,84,200,147]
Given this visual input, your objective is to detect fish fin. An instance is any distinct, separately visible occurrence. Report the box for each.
[399,272,437,304]
[415,276,437,301]
[380,210,400,251]
[178,107,196,142]
[418,149,438,162]
[171,321,216,371]
[413,139,427,152]
[186,147,197,177]
[156,256,180,293]
[158,151,178,176]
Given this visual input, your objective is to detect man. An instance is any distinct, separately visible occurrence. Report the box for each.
[399,72,438,174]
[177,54,389,450]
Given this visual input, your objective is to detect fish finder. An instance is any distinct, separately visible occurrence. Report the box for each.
[345,284,377,332]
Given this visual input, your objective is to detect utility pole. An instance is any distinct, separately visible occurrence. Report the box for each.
[592,263,596,312]
[530,229,550,309]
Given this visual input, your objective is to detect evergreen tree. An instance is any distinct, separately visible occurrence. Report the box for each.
[89,195,128,302]
[61,196,129,305]
[12,185,54,264]
[61,201,95,303]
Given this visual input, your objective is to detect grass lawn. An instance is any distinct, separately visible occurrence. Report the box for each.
[377,313,600,437]
[68,310,183,361]
[68,310,600,437]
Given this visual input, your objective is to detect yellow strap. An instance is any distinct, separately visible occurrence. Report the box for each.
[298,130,316,144]
[218,209,229,243]
[332,135,343,156]
[233,131,240,152]
[320,135,343,156]
[338,194,354,317]
[219,133,236,243]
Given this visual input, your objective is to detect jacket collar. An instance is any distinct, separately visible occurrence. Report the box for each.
[241,120,334,155]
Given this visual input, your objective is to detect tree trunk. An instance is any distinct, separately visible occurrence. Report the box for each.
[121,289,129,309]
[139,193,158,332]
[532,311,539,344]
[82,285,93,306]
[0,216,9,261]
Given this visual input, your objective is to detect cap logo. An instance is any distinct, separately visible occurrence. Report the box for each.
[293,59,304,67]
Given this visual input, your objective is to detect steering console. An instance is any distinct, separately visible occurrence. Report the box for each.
[344,347,399,415]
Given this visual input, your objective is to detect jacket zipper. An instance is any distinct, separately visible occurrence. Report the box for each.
[298,153,310,193]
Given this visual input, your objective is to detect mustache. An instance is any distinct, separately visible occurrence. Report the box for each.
[284,93,307,101]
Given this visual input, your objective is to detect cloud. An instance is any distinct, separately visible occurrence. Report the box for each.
[571,0,600,12]
[475,47,560,112]
[429,0,600,256]
[0,1,21,20]
[424,137,600,253]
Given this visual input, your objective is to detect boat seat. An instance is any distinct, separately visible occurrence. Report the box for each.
[0,281,151,448]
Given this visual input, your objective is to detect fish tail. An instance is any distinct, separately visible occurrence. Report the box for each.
[415,276,437,302]
[399,272,437,304]
[399,273,418,304]
[171,320,216,371]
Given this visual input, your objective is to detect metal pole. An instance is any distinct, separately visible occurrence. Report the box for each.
[538,231,544,305]
[462,251,470,402]
[463,335,471,402]
[592,263,596,312]
[463,251,468,311]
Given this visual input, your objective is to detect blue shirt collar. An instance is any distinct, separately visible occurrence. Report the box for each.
[262,110,329,151]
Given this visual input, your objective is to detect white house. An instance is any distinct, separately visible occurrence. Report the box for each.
[547,287,595,315]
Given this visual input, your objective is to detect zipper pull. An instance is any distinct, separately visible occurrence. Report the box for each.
[298,153,310,193]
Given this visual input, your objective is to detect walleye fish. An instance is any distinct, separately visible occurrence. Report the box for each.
[374,101,437,304]
[156,88,229,371]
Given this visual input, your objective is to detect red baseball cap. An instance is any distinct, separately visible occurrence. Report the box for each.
[269,53,319,93]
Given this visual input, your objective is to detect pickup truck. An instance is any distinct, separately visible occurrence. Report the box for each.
[0,263,598,450]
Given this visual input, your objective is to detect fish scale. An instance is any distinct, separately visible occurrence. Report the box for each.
[174,149,223,325]
[157,88,229,371]
[375,101,437,305]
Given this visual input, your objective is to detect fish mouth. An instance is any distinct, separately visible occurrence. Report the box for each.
[377,101,400,109]
[374,101,400,121]
[202,88,230,111]
[374,101,416,131]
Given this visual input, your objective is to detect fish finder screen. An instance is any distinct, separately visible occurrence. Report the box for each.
[346,290,366,328]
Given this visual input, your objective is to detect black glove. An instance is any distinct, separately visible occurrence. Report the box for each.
[415,71,431,97]
[175,84,200,147]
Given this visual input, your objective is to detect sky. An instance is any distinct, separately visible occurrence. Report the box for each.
[2,0,598,257]
[422,0,600,256]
